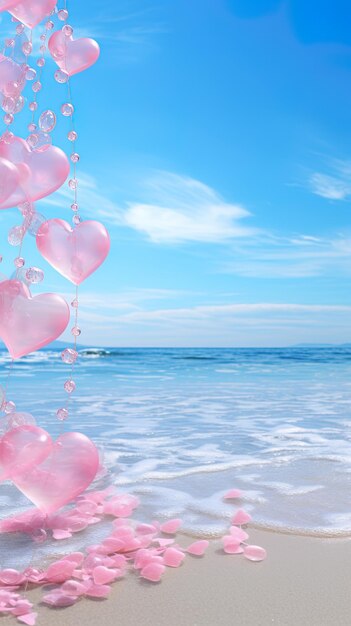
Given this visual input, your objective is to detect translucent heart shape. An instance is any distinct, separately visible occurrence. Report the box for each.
[9,0,58,29]
[0,279,70,359]
[48,30,100,76]
[36,219,110,285]
[0,425,52,482]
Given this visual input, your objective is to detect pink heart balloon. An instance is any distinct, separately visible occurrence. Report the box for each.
[48,30,100,76]
[0,425,52,482]
[36,219,110,285]
[0,157,21,204]
[0,136,69,209]
[0,0,22,11]
[13,432,99,514]
[0,54,26,97]
[9,0,58,29]
[0,279,70,359]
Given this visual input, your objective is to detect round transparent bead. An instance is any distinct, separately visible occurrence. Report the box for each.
[46,20,54,30]
[1,130,14,144]
[5,38,15,48]
[73,215,81,225]
[64,379,76,394]
[31,529,47,544]
[26,267,44,284]
[71,298,79,308]
[37,57,45,68]
[39,109,56,133]
[71,152,80,163]
[54,69,69,84]
[62,24,73,37]
[71,326,81,337]
[57,407,68,421]
[4,401,16,414]
[18,201,34,217]
[61,348,78,364]
[27,131,52,152]
[40,45,46,53]
[40,33,47,42]
[4,113,13,125]
[8,225,24,246]
[67,131,77,142]
[28,122,36,132]
[58,8,69,20]
[61,102,74,116]
[27,212,46,237]
[14,95,25,113]
[29,101,38,112]
[25,67,36,81]
[32,81,42,93]
[2,96,16,113]
[4,81,19,97]
[14,257,25,268]
[22,41,32,56]
[16,24,24,35]
[68,178,78,190]
[71,203,79,212]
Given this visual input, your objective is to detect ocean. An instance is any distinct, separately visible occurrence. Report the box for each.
[1,345,351,563]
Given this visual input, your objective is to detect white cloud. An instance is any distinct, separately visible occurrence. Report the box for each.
[309,158,351,200]
[124,171,256,243]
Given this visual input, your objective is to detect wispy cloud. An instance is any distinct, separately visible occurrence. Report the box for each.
[309,157,351,200]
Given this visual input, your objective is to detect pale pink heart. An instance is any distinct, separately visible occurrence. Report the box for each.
[0,136,69,209]
[0,424,52,482]
[17,613,38,626]
[222,536,244,555]
[42,592,78,607]
[243,545,267,562]
[0,157,21,205]
[186,540,209,556]
[229,526,249,542]
[140,562,165,582]
[92,566,118,585]
[0,0,21,12]
[46,559,77,583]
[85,584,111,598]
[9,0,58,29]
[36,219,110,285]
[163,547,185,568]
[13,432,99,514]
[48,30,100,76]
[232,509,252,525]
[160,518,182,534]
[0,280,70,359]
[223,489,242,500]
[0,54,26,97]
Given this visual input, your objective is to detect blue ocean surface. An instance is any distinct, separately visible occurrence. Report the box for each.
[1,346,351,564]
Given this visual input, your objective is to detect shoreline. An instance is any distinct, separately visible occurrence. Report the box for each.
[25,528,351,626]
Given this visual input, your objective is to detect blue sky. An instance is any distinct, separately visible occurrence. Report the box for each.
[1,0,351,346]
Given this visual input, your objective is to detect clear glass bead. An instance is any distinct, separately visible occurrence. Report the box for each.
[5,39,15,48]
[18,201,34,217]
[14,95,25,113]
[62,24,73,37]
[1,130,14,144]
[40,34,47,42]
[54,69,69,84]
[57,407,68,421]
[46,20,54,30]
[27,212,46,237]
[25,67,36,81]
[37,57,45,68]
[14,256,25,268]
[61,348,78,364]
[73,214,81,225]
[32,81,42,93]
[71,298,79,308]
[16,24,24,35]
[58,8,69,20]
[64,379,76,394]
[67,130,77,141]
[70,152,80,163]
[22,41,32,56]
[71,326,81,337]
[68,178,78,190]
[2,96,15,113]
[27,131,52,152]
[28,122,37,132]
[4,401,16,414]
[4,113,13,125]
[39,109,56,133]
[4,81,19,97]
[61,102,74,116]
[71,203,79,212]
[29,101,38,112]
[40,45,46,53]
[26,267,44,284]
[8,225,24,246]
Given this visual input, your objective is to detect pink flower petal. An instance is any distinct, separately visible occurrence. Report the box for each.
[160,519,182,534]
[92,566,118,585]
[85,584,111,599]
[45,560,76,583]
[43,593,78,607]
[163,548,185,568]
[243,545,267,562]
[17,613,38,626]
[222,536,244,555]
[231,509,252,525]
[140,563,165,582]
[154,538,174,547]
[52,529,72,540]
[223,489,242,500]
[186,540,209,556]
[229,526,249,542]
[61,580,88,596]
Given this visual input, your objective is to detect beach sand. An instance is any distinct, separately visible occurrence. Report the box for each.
[26,528,351,626]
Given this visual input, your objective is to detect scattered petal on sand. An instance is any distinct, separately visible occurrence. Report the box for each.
[223,489,242,500]
[17,613,38,626]
[160,519,182,534]
[243,545,267,562]
[232,509,252,525]
[163,548,185,568]
[140,563,166,582]
[186,540,209,556]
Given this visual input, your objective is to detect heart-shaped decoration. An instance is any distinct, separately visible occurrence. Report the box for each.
[9,0,58,29]
[0,136,69,209]
[0,54,26,97]
[36,219,110,285]
[48,30,100,76]
[0,279,70,359]
[0,0,21,13]
[0,425,52,482]
[0,157,21,204]
[13,432,99,514]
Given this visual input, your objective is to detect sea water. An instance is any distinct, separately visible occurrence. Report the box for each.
[1,346,351,563]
